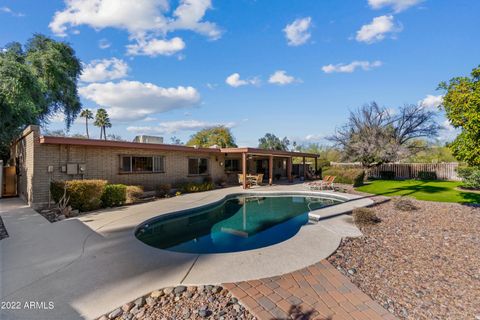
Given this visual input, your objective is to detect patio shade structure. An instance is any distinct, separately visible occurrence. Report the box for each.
[220,148,320,189]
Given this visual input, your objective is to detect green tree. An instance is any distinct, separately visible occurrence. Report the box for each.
[439,65,480,166]
[0,34,82,160]
[186,126,237,148]
[80,109,94,138]
[94,108,112,140]
[258,133,290,151]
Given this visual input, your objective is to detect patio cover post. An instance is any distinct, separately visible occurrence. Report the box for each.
[287,157,292,182]
[315,157,318,173]
[242,152,247,189]
[268,155,273,185]
[302,156,306,179]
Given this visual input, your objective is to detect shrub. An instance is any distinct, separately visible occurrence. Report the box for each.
[178,182,215,193]
[379,171,395,180]
[126,185,144,204]
[457,166,476,180]
[156,183,172,197]
[352,207,381,225]
[462,171,480,190]
[393,197,418,211]
[50,179,107,212]
[322,167,365,187]
[418,171,437,180]
[101,184,127,207]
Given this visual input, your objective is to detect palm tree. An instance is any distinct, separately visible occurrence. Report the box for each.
[94,108,112,140]
[79,109,93,138]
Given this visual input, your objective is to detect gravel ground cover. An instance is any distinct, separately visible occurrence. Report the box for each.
[97,285,256,320]
[0,216,8,240]
[328,196,480,320]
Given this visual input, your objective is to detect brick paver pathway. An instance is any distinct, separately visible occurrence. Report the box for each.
[224,260,397,320]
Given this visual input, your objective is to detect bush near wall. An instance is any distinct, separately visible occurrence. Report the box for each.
[126,185,144,204]
[322,167,365,187]
[457,166,480,189]
[101,184,127,207]
[177,182,215,193]
[51,180,107,212]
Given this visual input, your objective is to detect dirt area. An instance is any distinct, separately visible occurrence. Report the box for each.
[328,196,480,320]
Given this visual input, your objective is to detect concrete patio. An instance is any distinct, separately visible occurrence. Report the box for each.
[0,184,373,320]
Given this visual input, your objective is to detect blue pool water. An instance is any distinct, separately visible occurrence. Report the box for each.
[135,194,342,254]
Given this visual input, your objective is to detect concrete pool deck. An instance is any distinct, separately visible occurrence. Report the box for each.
[0,184,373,320]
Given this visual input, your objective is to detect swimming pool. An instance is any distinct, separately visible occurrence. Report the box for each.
[135,194,343,254]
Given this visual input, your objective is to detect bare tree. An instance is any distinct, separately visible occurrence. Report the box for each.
[328,102,439,167]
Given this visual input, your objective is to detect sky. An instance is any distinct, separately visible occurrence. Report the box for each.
[1,0,479,146]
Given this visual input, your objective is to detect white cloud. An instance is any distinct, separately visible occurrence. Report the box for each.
[419,94,443,109]
[0,6,25,17]
[127,120,235,134]
[79,80,200,121]
[49,0,220,55]
[322,60,382,73]
[168,0,222,40]
[355,15,402,44]
[368,0,423,13]
[283,17,312,46]
[126,37,185,56]
[268,70,299,85]
[225,73,259,88]
[439,119,459,142]
[80,58,128,82]
[98,38,111,49]
[50,0,220,38]
[290,134,326,145]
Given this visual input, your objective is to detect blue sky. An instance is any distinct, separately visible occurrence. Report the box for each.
[1,0,479,146]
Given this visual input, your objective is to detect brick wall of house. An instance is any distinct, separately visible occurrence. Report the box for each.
[12,126,227,209]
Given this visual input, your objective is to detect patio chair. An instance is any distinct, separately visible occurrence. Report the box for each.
[237,174,244,185]
[251,174,264,186]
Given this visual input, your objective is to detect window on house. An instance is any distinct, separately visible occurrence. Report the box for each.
[225,159,240,172]
[188,158,208,175]
[120,156,165,173]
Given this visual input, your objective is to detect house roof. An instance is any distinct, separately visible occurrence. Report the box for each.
[39,136,319,158]
[220,147,319,158]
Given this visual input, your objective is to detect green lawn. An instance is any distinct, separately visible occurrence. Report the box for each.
[356,180,480,204]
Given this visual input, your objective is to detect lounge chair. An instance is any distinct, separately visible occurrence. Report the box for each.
[306,176,330,190]
[308,176,336,191]
[322,176,336,191]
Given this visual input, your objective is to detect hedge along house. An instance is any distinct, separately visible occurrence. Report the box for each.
[9,125,319,209]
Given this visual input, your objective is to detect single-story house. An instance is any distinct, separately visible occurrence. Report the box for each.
[8,125,319,209]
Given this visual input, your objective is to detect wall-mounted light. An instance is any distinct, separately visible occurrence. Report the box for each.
[220,161,224,167]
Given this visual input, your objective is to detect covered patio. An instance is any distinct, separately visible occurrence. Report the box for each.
[220,148,320,189]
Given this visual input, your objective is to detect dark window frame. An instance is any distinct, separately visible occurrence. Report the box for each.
[119,155,165,173]
[188,157,209,175]
[224,159,241,172]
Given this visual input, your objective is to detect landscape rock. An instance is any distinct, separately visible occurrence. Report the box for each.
[108,308,122,319]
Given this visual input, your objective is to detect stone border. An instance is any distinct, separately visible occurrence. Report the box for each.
[96,285,253,320]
